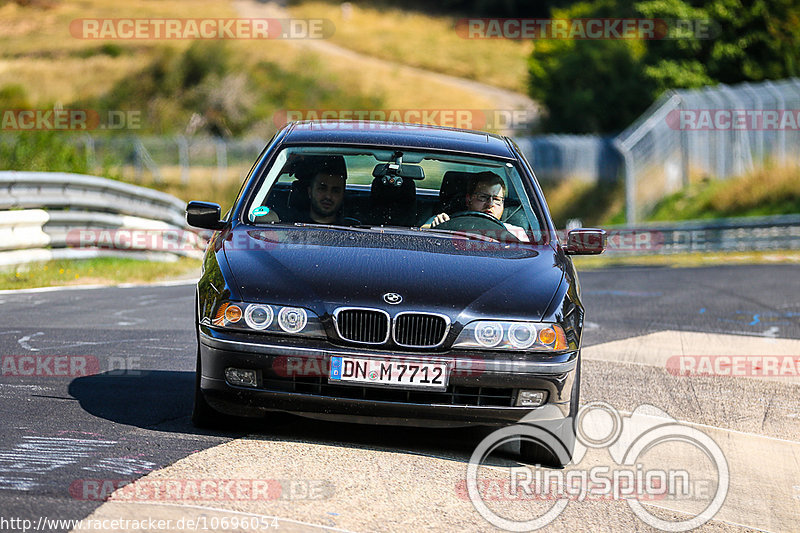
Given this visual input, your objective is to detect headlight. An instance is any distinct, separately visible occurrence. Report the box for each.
[454,321,568,351]
[473,321,503,348]
[208,301,323,337]
[244,304,273,330]
[278,307,307,333]
[508,323,537,349]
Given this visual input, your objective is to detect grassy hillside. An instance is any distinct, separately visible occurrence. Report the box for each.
[286,0,532,92]
[0,0,510,127]
[539,164,800,229]
[648,165,800,221]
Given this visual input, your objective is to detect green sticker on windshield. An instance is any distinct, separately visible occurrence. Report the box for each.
[252,206,271,217]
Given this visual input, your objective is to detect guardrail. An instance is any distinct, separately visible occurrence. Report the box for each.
[598,214,800,255]
[0,172,202,267]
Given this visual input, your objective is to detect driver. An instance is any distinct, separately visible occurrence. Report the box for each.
[302,170,346,224]
[425,172,529,242]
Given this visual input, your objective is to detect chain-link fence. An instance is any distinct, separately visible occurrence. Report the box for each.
[515,135,621,184]
[77,135,267,185]
[615,78,800,224]
[4,78,798,225]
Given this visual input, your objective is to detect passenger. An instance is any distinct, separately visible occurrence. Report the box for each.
[426,172,529,242]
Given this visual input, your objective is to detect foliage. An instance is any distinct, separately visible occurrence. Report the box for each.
[74,42,384,138]
[648,165,800,220]
[541,178,625,227]
[294,0,566,17]
[528,0,800,133]
[0,130,90,173]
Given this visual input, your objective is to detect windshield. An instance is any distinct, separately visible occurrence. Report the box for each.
[245,146,544,243]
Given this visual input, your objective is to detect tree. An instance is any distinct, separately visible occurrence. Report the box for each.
[528,0,800,133]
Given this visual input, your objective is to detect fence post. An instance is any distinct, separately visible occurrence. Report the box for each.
[177,135,190,185]
[82,134,96,173]
[705,87,727,178]
[678,96,690,188]
[763,81,786,164]
[613,138,636,226]
[741,82,764,164]
[215,137,227,185]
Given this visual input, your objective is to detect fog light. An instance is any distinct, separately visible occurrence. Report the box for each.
[516,389,547,407]
[225,368,258,388]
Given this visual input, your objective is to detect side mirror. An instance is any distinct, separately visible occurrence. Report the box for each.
[186,201,225,230]
[564,228,606,255]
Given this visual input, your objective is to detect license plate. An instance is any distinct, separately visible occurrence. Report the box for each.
[329,356,448,391]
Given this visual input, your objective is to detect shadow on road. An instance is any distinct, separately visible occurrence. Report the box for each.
[68,370,229,434]
[68,370,518,466]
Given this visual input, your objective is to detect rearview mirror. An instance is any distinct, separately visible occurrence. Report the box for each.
[186,201,226,230]
[564,228,606,255]
[372,163,425,180]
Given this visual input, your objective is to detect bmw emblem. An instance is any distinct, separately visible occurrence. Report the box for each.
[383,292,403,305]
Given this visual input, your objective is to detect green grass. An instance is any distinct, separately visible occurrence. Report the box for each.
[648,165,800,221]
[539,164,800,229]
[0,257,201,290]
[540,178,625,228]
[286,0,533,92]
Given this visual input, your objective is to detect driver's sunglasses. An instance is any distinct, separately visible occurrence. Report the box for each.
[473,193,505,206]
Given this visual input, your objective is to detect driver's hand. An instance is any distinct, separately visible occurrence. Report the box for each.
[430,213,450,228]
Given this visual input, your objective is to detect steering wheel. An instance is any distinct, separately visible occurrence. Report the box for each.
[431,211,519,242]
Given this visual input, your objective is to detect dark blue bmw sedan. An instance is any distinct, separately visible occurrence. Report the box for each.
[186,121,605,466]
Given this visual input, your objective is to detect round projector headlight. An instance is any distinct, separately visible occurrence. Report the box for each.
[244,304,273,330]
[278,307,307,333]
[508,323,537,349]
[474,321,503,348]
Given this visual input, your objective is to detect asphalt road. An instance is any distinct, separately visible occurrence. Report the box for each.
[0,264,798,532]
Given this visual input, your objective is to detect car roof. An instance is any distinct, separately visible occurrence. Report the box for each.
[280,121,516,159]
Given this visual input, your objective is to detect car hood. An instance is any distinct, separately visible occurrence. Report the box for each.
[222,227,565,322]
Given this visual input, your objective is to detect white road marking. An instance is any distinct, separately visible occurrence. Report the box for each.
[0,437,116,491]
[17,332,44,352]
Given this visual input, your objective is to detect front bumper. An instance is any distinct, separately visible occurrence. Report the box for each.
[198,328,579,428]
